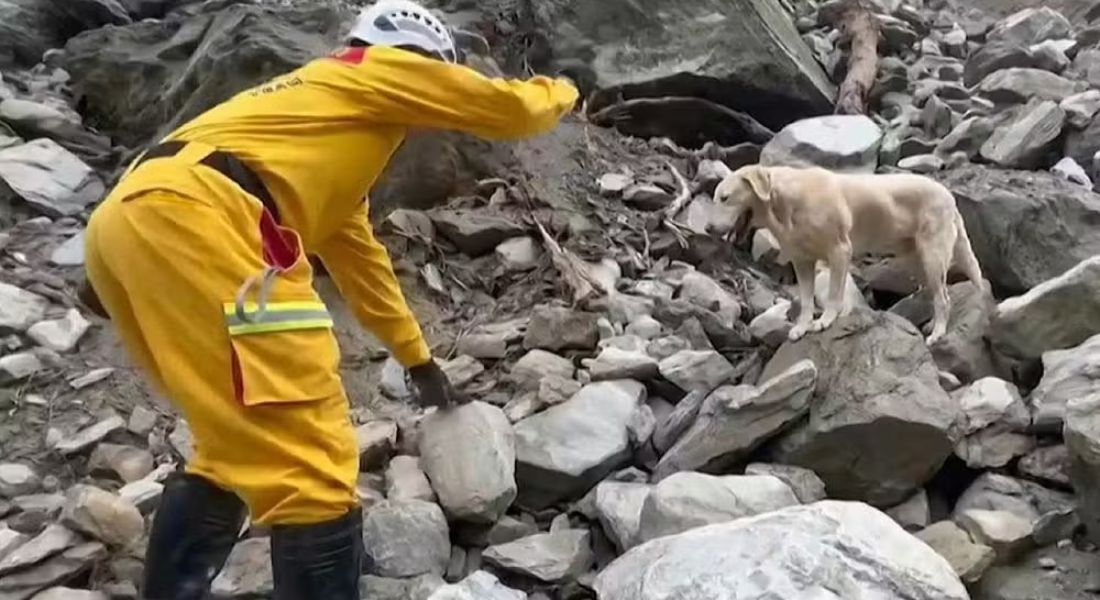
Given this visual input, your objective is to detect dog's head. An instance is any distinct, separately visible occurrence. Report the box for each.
[708,164,773,242]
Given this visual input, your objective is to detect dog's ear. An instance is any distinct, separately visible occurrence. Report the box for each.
[743,166,773,202]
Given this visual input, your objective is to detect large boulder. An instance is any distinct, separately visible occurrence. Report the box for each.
[989,256,1100,360]
[0,0,66,68]
[514,380,646,508]
[595,501,969,600]
[0,139,104,218]
[936,165,1100,295]
[1030,334,1100,431]
[760,115,883,173]
[975,68,1085,105]
[986,8,1073,47]
[761,310,959,507]
[1065,113,1100,179]
[637,472,799,544]
[594,481,651,553]
[552,0,834,132]
[1064,394,1100,545]
[419,402,516,524]
[979,100,1065,170]
[362,500,451,578]
[654,360,816,480]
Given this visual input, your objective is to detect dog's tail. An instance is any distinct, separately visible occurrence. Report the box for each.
[952,208,988,294]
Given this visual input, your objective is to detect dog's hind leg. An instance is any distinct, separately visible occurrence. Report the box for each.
[917,237,952,345]
[809,240,852,334]
[952,211,988,295]
[788,259,817,341]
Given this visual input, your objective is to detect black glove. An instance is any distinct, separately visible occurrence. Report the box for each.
[407,360,470,409]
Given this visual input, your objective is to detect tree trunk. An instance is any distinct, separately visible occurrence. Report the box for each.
[833,0,880,115]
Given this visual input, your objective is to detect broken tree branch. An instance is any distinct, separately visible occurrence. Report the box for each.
[660,161,695,249]
[534,219,609,305]
[832,0,880,115]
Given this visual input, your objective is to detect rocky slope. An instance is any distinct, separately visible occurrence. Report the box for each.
[3,0,1100,598]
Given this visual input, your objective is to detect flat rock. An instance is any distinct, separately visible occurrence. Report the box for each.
[637,472,799,544]
[49,231,85,267]
[126,406,156,437]
[495,237,539,272]
[658,350,736,393]
[523,305,599,352]
[514,380,646,509]
[87,444,154,483]
[743,463,825,504]
[426,570,524,600]
[0,283,49,334]
[419,402,515,523]
[980,99,1065,169]
[596,501,968,600]
[385,456,435,503]
[953,473,1074,526]
[937,116,997,158]
[1051,157,1092,188]
[0,542,107,600]
[963,42,1036,87]
[677,272,741,327]
[595,481,650,553]
[1018,445,1071,489]
[438,355,484,389]
[363,500,450,578]
[598,173,632,197]
[762,310,958,507]
[1061,89,1100,128]
[991,256,1100,360]
[655,360,815,480]
[987,8,1072,48]
[60,485,143,549]
[587,347,659,381]
[117,479,163,515]
[0,352,45,383]
[624,315,663,340]
[0,464,40,498]
[210,537,273,597]
[430,210,525,256]
[361,574,445,600]
[31,588,109,600]
[916,521,996,583]
[0,139,104,218]
[53,415,124,456]
[510,350,574,391]
[26,309,90,354]
[977,68,1084,105]
[483,530,593,583]
[0,527,29,563]
[622,183,672,211]
[356,420,398,471]
[760,115,883,173]
[0,524,79,576]
[956,509,1034,564]
[651,390,706,454]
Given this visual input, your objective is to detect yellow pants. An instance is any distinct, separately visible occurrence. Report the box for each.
[85,179,358,526]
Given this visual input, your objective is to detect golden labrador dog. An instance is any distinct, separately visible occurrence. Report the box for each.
[711,164,985,344]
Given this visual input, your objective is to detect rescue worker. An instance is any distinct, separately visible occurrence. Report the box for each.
[81,0,578,597]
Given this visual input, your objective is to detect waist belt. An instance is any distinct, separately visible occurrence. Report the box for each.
[134,141,281,224]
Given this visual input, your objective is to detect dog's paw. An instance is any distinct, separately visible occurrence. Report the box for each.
[926,331,946,346]
[788,324,809,341]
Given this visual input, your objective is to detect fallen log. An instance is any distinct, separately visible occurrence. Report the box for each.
[831,0,880,115]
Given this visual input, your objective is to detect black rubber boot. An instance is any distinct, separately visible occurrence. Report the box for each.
[270,506,364,600]
[142,472,248,600]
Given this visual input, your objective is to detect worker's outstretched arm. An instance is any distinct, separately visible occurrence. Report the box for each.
[324,45,579,140]
[316,205,431,368]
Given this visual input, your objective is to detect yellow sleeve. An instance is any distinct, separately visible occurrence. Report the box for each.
[328,46,579,140]
[316,206,431,368]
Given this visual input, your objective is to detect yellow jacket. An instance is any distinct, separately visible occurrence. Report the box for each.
[114,46,578,368]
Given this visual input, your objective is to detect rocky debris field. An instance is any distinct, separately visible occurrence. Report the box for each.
[4,0,1100,598]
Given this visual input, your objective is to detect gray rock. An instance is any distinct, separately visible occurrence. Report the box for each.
[126,406,156,437]
[0,542,107,600]
[53,415,125,456]
[974,544,1100,600]
[763,310,959,507]
[386,456,436,503]
[953,473,1074,526]
[1051,157,1093,188]
[1029,39,1070,73]
[87,443,154,483]
[117,479,163,515]
[963,42,1036,87]
[1066,111,1100,170]
[677,272,741,327]
[595,481,650,553]
[748,300,792,346]
[886,489,931,532]
[921,95,955,139]
[1060,90,1100,128]
[760,115,882,173]
[898,153,945,173]
[483,530,592,583]
[0,524,79,576]
[523,305,599,352]
[598,173,632,197]
[743,463,826,504]
[936,116,996,158]
[0,526,29,562]
[658,350,736,393]
[1070,47,1100,89]
[168,420,194,462]
[0,139,104,217]
[622,183,673,211]
[356,421,398,471]
[419,402,516,523]
[936,166,1100,296]
[0,464,40,498]
[1065,394,1100,544]
[916,521,996,584]
[637,472,799,544]
[363,500,450,578]
[627,404,656,448]
[511,350,574,391]
[0,282,49,334]
[455,333,507,360]
[655,360,815,480]
[495,237,539,272]
[624,315,663,340]
[0,351,45,383]
[361,574,446,600]
[956,509,1034,564]
[987,8,1072,48]
[953,378,1033,468]
[454,516,538,549]
[991,257,1100,360]
[30,586,109,599]
[651,390,706,454]
[431,210,525,256]
[514,380,646,508]
[977,68,1085,105]
[587,347,659,381]
[1018,445,1071,489]
[426,570,524,600]
[645,335,692,361]
[438,355,484,389]
[49,231,85,267]
[980,100,1065,169]
[60,485,143,549]
[211,537,273,598]
[596,501,969,600]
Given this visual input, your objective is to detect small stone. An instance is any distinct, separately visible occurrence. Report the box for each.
[438,355,484,388]
[0,464,40,498]
[1051,157,1092,188]
[386,456,436,503]
[456,333,508,360]
[363,500,450,578]
[428,570,524,600]
[956,509,1034,563]
[483,530,593,583]
[752,229,782,263]
[916,521,996,583]
[658,350,736,393]
[678,272,741,326]
[53,416,125,456]
[743,464,826,504]
[511,350,574,390]
[0,352,45,383]
[117,479,164,515]
[0,283,49,333]
[0,527,29,562]
[127,406,156,436]
[211,537,274,597]
[495,237,539,272]
[886,490,931,532]
[68,367,114,389]
[88,444,154,483]
[61,485,143,549]
[27,309,90,353]
[622,184,673,211]
[597,173,632,197]
[446,546,467,582]
[624,315,662,340]
[1038,556,1057,569]
[168,420,194,462]
[524,305,600,352]
[749,300,792,346]
[380,358,412,399]
[760,115,883,173]
[898,153,944,173]
[586,347,659,381]
[357,421,398,471]
[31,588,109,600]
[49,231,85,267]
[1060,90,1100,128]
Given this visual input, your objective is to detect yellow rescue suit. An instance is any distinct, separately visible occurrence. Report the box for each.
[84,46,578,525]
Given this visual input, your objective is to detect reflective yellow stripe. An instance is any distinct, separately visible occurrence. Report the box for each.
[222,301,328,316]
[227,318,333,336]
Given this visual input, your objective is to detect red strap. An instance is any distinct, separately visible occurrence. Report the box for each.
[258,209,300,271]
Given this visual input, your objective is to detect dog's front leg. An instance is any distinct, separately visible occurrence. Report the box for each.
[810,242,853,334]
[788,259,817,341]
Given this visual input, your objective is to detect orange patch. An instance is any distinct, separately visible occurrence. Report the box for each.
[330,46,367,65]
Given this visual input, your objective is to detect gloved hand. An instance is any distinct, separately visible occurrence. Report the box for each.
[407,360,470,409]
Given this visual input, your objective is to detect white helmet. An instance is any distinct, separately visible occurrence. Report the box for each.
[347,0,457,63]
